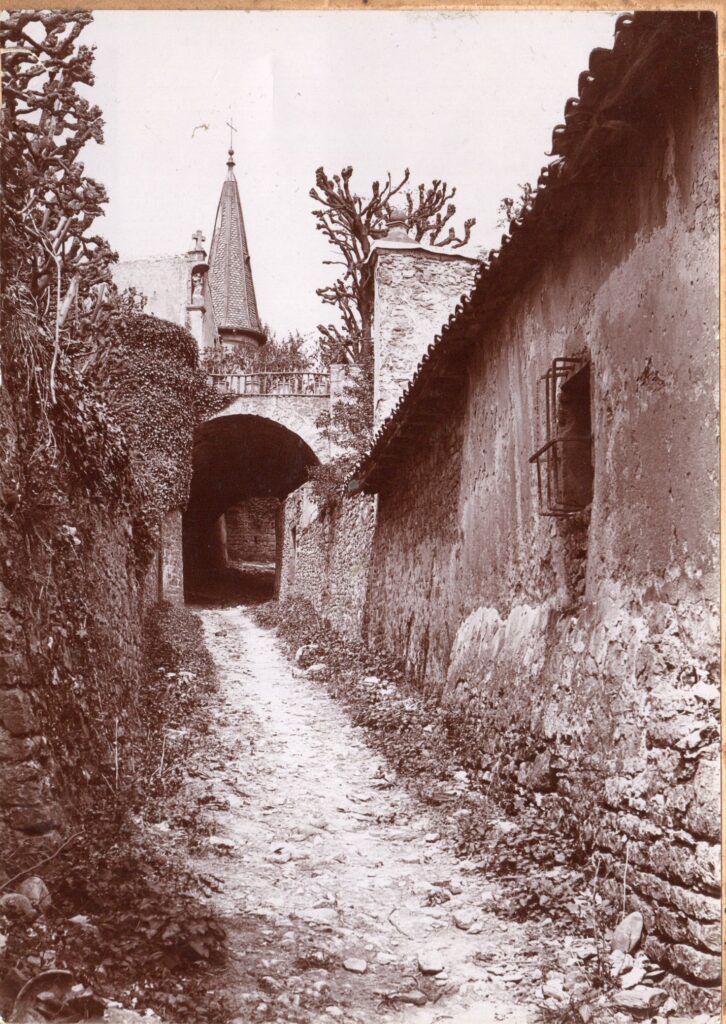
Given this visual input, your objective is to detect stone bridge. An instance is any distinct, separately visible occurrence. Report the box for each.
[207,371,331,462]
[183,370,335,599]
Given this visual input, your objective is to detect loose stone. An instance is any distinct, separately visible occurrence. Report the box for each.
[417,951,444,975]
[611,912,644,953]
[542,978,566,1001]
[394,990,428,1006]
[16,875,51,912]
[453,908,477,931]
[610,950,633,976]
[0,893,36,921]
[613,986,668,1013]
[342,958,367,974]
[208,835,235,851]
[620,964,647,989]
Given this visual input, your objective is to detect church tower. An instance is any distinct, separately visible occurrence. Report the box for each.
[208,145,266,352]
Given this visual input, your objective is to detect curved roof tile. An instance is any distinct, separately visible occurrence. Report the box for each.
[350,11,711,494]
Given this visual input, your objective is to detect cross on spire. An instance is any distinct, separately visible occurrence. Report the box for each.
[225,115,237,169]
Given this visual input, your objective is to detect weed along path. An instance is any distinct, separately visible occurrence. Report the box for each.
[190,606,536,1024]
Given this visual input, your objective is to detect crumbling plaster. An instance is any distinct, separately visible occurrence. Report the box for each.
[363,57,719,985]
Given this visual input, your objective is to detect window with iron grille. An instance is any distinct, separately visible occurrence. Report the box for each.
[529,357,593,516]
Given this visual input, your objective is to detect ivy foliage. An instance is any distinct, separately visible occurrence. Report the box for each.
[99,312,228,535]
[0,9,233,1021]
[308,356,373,507]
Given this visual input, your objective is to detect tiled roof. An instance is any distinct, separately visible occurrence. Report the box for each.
[350,11,714,494]
[208,150,263,340]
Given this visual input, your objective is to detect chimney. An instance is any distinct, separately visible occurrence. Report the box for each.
[368,211,480,430]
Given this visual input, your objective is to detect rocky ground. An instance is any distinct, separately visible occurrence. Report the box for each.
[176,605,713,1024]
[2,603,717,1024]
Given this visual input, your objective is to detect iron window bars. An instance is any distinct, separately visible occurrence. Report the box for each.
[529,356,593,517]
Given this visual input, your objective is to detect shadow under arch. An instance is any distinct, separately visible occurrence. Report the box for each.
[183,414,319,603]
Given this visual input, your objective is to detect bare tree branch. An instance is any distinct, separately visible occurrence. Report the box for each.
[311,165,476,365]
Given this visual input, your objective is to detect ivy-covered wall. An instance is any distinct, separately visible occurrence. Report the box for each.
[0,9,228,871]
[0,309,223,865]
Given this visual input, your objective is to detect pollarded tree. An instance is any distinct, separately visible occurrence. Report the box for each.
[308,354,374,508]
[1,9,117,378]
[311,166,476,364]
[496,181,535,230]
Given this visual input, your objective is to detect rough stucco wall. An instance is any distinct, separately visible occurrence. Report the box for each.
[365,57,719,986]
[113,254,216,353]
[195,264,217,353]
[214,395,330,463]
[279,484,376,640]
[225,498,278,564]
[113,256,190,327]
[371,247,479,429]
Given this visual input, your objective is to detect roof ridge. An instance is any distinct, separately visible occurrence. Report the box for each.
[350,11,712,493]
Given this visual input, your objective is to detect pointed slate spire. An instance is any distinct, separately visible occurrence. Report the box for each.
[208,146,265,348]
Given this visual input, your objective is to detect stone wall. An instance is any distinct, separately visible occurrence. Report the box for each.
[225,498,278,565]
[365,48,719,986]
[0,379,182,862]
[278,484,376,640]
[370,244,480,429]
[0,509,153,860]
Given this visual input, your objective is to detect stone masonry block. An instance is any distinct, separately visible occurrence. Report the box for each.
[8,802,63,835]
[625,863,720,922]
[0,762,46,808]
[0,726,35,763]
[683,758,719,842]
[605,833,714,894]
[644,935,721,985]
[0,651,23,688]
[0,689,36,736]
[630,894,720,955]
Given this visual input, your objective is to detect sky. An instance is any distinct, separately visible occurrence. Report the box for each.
[83,10,620,340]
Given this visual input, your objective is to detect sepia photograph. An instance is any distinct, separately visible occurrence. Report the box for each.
[0,6,720,1024]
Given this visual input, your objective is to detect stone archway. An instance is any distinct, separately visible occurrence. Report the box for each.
[183,414,319,602]
[211,392,330,464]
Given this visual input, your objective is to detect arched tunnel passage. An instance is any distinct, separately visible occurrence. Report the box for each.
[183,414,319,604]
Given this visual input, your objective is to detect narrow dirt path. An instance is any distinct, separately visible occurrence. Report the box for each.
[189,606,538,1024]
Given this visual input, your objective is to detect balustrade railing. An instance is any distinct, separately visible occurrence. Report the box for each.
[209,371,330,397]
